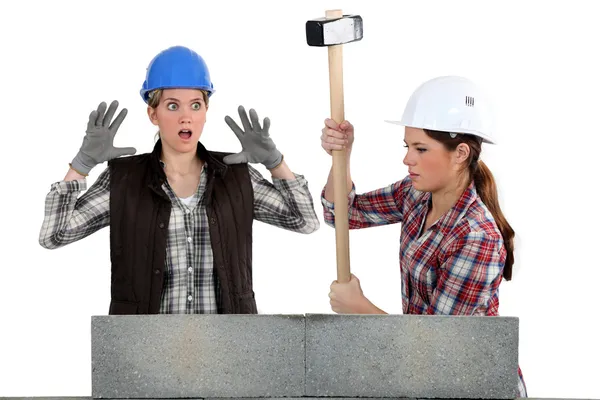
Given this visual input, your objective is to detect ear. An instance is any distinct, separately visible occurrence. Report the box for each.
[454,143,471,165]
[147,106,158,126]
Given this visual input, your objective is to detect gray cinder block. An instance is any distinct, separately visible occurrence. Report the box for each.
[305,314,519,399]
[91,315,305,399]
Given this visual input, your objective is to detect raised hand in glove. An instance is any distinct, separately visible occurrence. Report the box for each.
[223,105,283,169]
[70,100,137,176]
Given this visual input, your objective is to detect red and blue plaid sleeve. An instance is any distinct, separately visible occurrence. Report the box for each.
[321,177,413,229]
[425,233,504,315]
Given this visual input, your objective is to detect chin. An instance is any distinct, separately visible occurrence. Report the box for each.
[178,142,198,153]
[411,181,424,192]
[410,180,432,193]
[163,137,198,153]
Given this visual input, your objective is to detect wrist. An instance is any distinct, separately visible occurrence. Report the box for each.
[69,162,89,177]
[71,152,95,176]
[357,294,386,314]
[264,151,283,170]
[65,166,87,181]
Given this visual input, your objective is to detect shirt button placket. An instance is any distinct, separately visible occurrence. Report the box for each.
[187,294,193,311]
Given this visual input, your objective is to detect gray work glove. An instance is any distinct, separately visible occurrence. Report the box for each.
[223,106,283,169]
[70,100,137,175]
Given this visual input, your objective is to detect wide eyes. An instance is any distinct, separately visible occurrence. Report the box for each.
[166,102,202,111]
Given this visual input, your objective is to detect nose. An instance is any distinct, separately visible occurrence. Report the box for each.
[179,109,192,125]
[403,150,415,167]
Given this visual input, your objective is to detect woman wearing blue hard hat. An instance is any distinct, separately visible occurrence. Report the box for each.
[39,45,319,315]
[319,76,526,396]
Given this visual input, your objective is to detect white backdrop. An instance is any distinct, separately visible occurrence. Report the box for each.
[1,0,599,398]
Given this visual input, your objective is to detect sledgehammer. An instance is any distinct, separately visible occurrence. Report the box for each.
[306,10,363,283]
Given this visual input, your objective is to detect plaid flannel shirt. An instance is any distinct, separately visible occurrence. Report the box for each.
[321,175,527,397]
[40,161,319,314]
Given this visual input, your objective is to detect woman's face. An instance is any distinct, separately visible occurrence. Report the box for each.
[147,88,208,154]
[402,127,469,192]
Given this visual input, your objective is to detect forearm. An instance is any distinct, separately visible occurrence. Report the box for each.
[64,165,87,182]
[324,151,352,203]
[321,177,405,228]
[252,165,319,234]
[39,181,90,249]
[268,158,295,180]
[39,168,110,249]
[358,296,388,314]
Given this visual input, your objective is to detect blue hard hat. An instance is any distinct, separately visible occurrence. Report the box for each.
[140,45,215,103]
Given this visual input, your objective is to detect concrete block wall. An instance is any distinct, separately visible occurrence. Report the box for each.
[305,314,519,399]
[90,314,520,399]
[92,315,306,399]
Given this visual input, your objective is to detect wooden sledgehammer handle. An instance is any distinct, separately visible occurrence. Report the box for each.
[326,9,351,283]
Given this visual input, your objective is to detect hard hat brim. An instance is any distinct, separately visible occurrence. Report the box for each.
[384,120,496,145]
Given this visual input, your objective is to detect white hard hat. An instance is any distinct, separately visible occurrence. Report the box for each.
[385,75,496,144]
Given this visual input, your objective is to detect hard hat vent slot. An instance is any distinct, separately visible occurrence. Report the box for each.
[465,96,475,107]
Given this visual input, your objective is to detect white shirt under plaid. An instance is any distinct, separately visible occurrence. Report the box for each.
[39,161,319,314]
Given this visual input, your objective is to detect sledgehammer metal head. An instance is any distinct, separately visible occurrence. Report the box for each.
[305,14,363,46]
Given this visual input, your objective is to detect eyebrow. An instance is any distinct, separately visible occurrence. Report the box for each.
[403,140,427,146]
[163,98,204,103]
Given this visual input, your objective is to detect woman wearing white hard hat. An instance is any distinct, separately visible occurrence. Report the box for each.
[320,76,527,396]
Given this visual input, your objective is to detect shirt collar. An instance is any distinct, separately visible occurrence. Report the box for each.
[420,180,478,235]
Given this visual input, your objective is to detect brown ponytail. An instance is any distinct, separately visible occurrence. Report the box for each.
[472,160,515,280]
[424,129,515,280]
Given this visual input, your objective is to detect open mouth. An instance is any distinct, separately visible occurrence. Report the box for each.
[179,129,192,140]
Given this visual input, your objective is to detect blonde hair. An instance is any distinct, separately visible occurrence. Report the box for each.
[147,88,210,141]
